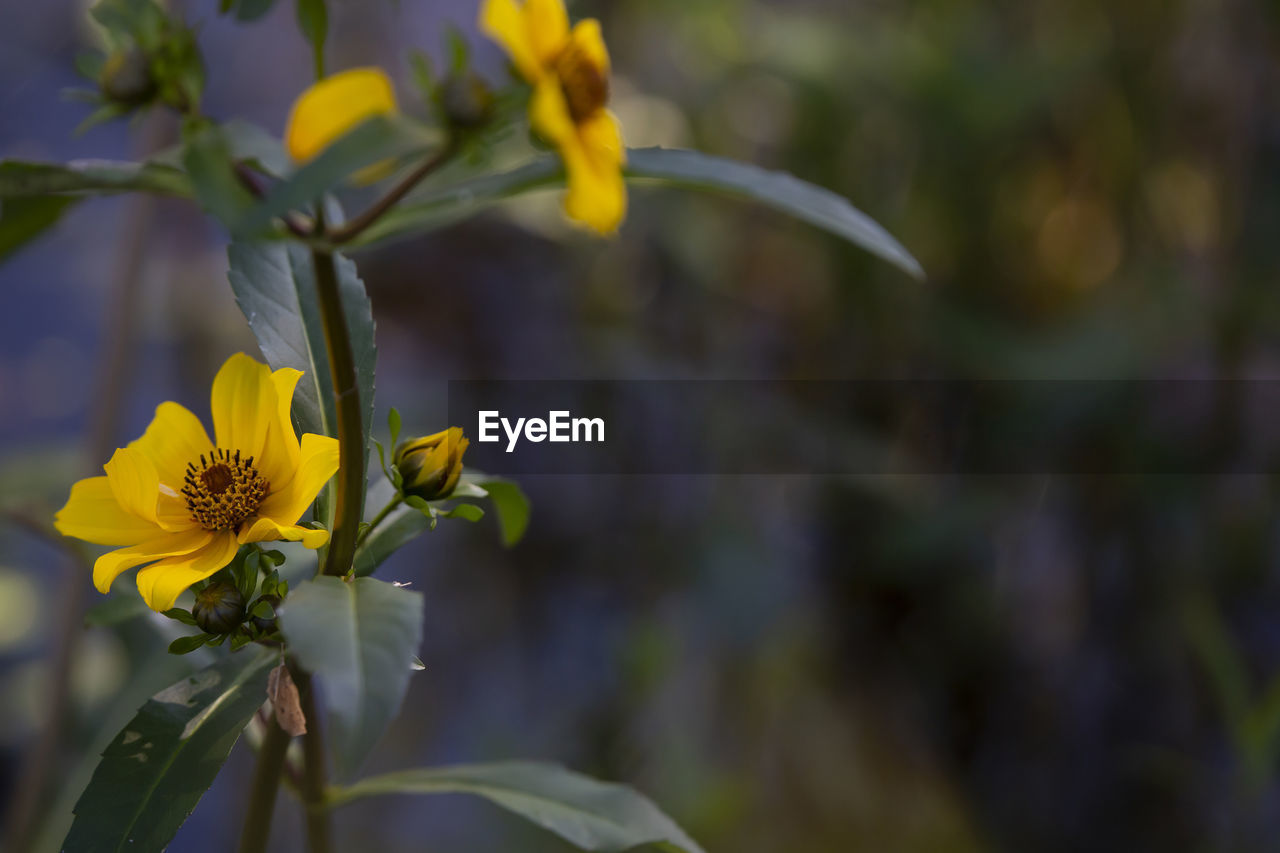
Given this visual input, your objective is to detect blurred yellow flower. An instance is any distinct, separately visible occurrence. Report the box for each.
[54,354,339,612]
[284,67,398,163]
[481,0,626,233]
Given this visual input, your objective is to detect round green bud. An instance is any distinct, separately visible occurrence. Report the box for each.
[100,48,156,105]
[192,582,246,635]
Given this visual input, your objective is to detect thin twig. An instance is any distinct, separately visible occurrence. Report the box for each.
[325,140,457,245]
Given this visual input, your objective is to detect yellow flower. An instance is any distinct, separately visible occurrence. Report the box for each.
[54,353,340,612]
[394,427,469,501]
[481,0,626,234]
[284,67,398,163]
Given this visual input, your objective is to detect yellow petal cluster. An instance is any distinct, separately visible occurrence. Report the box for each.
[481,0,626,234]
[54,353,339,612]
[284,67,398,163]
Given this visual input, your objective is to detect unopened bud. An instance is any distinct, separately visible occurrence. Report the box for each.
[100,48,156,105]
[441,72,494,129]
[394,427,469,501]
[192,582,245,635]
[251,594,281,633]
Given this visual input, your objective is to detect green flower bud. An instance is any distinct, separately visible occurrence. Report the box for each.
[394,427,469,501]
[192,582,245,635]
[440,72,494,129]
[100,48,156,105]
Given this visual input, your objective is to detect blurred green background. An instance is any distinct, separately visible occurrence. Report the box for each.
[3,0,1280,850]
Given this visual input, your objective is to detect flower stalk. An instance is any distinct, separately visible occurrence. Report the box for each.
[237,716,291,853]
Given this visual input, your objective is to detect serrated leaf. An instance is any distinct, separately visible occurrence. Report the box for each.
[351,147,922,277]
[62,647,275,852]
[0,158,190,199]
[227,240,377,527]
[326,761,705,853]
[279,576,423,780]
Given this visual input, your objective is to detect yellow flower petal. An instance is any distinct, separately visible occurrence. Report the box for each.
[54,476,162,546]
[135,531,240,612]
[561,116,627,234]
[285,67,398,163]
[529,77,578,147]
[238,516,330,550]
[210,353,272,463]
[567,19,610,75]
[104,446,160,524]
[128,401,213,486]
[481,0,544,82]
[258,432,339,525]
[92,527,214,595]
[523,0,570,65]
[259,367,303,491]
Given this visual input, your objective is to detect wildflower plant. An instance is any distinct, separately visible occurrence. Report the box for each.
[0,0,922,851]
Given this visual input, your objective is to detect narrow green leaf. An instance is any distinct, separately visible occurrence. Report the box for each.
[0,158,190,199]
[232,115,438,237]
[226,241,378,525]
[388,407,401,449]
[327,761,705,853]
[351,147,923,278]
[162,607,198,627]
[182,125,258,230]
[62,647,275,853]
[441,503,484,522]
[0,194,79,262]
[233,0,277,21]
[468,475,529,547]
[280,576,423,780]
[296,0,328,80]
[168,634,213,655]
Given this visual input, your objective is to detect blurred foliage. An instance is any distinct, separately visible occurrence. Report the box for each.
[4,0,1280,851]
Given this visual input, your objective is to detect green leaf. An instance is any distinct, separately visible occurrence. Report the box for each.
[231,0,277,20]
[441,503,484,522]
[279,576,423,780]
[167,633,213,655]
[62,647,275,853]
[162,607,198,627]
[0,194,78,261]
[326,761,705,853]
[351,147,923,278]
[388,406,401,449]
[182,124,258,230]
[233,115,438,237]
[0,158,190,199]
[227,241,378,526]
[296,0,328,79]
[467,475,530,547]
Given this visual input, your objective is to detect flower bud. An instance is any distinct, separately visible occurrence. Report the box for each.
[100,48,156,105]
[394,427,469,501]
[440,72,494,129]
[192,582,245,635]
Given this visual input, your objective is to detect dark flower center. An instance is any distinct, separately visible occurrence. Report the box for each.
[182,448,269,531]
[554,43,608,123]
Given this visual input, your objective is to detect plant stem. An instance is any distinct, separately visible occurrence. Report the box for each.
[325,139,457,245]
[237,716,291,853]
[310,231,364,578]
[293,668,334,853]
[355,494,404,550]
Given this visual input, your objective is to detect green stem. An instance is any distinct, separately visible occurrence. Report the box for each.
[311,234,364,578]
[325,139,457,245]
[237,715,290,853]
[355,494,404,551]
[293,668,334,853]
